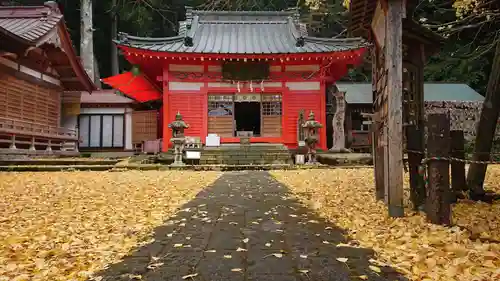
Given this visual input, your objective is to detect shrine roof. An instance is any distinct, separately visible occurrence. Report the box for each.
[115,8,368,55]
[0,3,62,44]
[0,1,96,92]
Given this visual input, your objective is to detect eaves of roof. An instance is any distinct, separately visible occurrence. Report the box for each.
[0,4,62,44]
[115,8,369,55]
[0,2,96,92]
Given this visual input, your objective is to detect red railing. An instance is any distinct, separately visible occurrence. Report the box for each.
[0,117,78,140]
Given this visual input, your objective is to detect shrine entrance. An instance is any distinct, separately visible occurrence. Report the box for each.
[235,102,261,137]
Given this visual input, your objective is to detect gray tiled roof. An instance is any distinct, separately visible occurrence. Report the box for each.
[0,5,62,43]
[116,9,368,54]
[336,82,484,104]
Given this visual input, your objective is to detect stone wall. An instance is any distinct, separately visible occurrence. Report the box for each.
[424,101,499,140]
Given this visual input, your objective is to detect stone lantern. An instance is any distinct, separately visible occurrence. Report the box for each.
[168,112,189,166]
[302,111,323,164]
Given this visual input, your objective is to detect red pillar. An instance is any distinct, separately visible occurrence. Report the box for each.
[162,66,170,152]
[319,81,327,150]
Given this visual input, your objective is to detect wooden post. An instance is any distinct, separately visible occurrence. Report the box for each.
[29,137,36,151]
[385,0,405,217]
[450,130,467,200]
[426,113,451,225]
[406,125,425,210]
[74,140,79,153]
[46,140,53,153]
[374,118,385,200]
[9,135,16,149]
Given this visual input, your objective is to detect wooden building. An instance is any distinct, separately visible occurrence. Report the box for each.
[79,90,134,154]
[78,89,160,155]
[348,0,444,216]
[0,2,95,156]
[102,8,368,152]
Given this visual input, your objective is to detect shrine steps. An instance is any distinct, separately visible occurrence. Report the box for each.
[157,144,293,165]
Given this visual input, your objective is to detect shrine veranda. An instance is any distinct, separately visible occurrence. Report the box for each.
[102,8,368,152]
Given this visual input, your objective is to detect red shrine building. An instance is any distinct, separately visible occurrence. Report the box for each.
[103,8,367,152]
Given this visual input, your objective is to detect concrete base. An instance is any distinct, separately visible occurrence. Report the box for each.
[84,151,135,158]
[0,163,351,172]
[328,148,352,153]
[317,152,373,166]
[0,148,79,159]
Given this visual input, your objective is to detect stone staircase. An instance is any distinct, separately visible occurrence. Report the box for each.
[156,144,293,165]
[200,144,293,165]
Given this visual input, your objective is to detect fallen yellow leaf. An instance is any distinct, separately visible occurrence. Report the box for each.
[369,265,381,273]
[182,273,198,279]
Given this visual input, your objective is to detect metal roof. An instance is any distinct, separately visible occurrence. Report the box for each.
[116,9,368,54]
[336,82,484,104]
[0,4,62,43]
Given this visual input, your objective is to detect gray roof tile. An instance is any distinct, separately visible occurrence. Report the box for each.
[116,9,368,54]
[0,5,62,43]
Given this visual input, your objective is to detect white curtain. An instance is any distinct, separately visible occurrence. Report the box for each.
[89,115,101,147]
[102,116,113,147]
[113,115,124,147]
[79,115,90,147]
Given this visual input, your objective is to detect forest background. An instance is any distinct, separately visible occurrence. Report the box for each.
[1,0,498,97]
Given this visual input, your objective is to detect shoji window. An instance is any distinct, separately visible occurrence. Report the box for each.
[78,114,125,148]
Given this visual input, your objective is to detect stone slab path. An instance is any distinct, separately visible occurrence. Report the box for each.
[96,171,406,281]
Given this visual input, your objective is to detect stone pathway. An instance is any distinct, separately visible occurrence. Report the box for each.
[96,171,406,281]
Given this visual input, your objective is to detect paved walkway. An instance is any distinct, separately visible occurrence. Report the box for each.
[96,172,406,281]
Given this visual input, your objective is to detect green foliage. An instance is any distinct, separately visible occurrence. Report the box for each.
[3,0,494,95]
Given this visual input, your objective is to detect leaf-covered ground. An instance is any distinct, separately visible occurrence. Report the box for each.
[0,171,221,281]
[271,167,500,281]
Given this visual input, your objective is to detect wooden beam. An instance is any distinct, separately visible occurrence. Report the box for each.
[0,51,18,59]
[60,77,80,82]
[385,0,404,217]
[0,63,62,91]
[53,65,75,72]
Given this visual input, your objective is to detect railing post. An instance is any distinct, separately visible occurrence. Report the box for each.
[9,135,16,149]
[29,137,36,151]
[74,140,79,153]
[45,140,53,153]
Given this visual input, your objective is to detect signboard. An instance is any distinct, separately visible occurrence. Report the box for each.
[371,0,386,49]
[186,151,201,159]
[234,94,261,102]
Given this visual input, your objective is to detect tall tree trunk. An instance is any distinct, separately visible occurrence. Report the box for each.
[467,42,500,199]
[80,0,95,82]
[110,0,119,76]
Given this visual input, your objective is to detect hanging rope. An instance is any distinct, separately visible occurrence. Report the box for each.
[412,153,500,192]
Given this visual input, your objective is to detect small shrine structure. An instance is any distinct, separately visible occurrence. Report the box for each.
[102,7,368,152]
[348,0,443,216]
